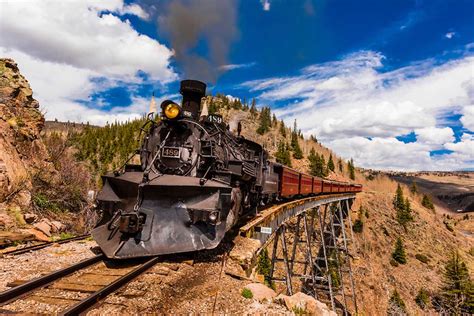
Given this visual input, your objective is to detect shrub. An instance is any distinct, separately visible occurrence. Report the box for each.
[387,290,407,315]
[392,237,407,264]
[352,219,363,233]
[292,306,307,315]
[59,232,75,240]
[241,288,253,299]
[421,194,435,211]
[410,181,418,194]
[415,254,429,264]
[415,287,430,309]
[256,249,274,288]
[443,220,454,232]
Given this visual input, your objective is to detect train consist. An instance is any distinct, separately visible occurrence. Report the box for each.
[92,80,362,259]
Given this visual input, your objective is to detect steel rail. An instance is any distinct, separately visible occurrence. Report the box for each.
[0,254,104,305]
[2,234,91,256]
[60,256,161,316]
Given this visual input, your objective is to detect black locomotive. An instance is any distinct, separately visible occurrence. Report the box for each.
[92,80,361,259]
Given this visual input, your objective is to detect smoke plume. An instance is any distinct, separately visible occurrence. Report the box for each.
[156,0,238,83]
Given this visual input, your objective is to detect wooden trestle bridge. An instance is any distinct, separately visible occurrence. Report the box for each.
[240,193,359,315]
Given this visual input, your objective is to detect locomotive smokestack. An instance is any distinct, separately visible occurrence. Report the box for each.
[180,80,206,119]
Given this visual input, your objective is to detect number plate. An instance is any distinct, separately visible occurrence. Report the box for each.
[207,114,223,124]
[259,227,272,234]
[162,147,180,158]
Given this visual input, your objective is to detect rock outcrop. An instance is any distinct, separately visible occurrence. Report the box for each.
[0,58,55,225]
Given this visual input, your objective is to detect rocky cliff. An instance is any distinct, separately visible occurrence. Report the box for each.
[0,58,56,230]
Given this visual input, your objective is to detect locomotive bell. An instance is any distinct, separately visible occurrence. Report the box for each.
[180,80,206,119]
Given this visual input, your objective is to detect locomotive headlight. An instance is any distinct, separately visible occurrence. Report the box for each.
[209,211,219,224]
[164,103,181,119]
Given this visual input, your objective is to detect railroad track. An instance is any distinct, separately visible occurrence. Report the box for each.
[1,234,91,256]
[0,254,161,315]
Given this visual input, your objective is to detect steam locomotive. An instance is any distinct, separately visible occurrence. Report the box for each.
[92,80,362,259]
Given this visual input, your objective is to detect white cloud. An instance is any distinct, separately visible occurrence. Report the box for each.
[261,0,270,11]
[414,127,455,149]
[0,0,177,125]
[460,105,474,130]
[445,32,456,39]
[119,3,150,20]
[242,49,474,170]
[0,0,174,81]
[220,62,257,71]
[445,133,474,157]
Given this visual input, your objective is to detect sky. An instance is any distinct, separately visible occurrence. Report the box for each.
[0,0,473,171]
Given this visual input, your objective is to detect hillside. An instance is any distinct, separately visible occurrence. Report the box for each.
[210,96,473,314]
[1,61,472,314]
[391,172,474,213]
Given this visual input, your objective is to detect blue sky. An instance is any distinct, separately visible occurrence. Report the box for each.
[0,0,473,171]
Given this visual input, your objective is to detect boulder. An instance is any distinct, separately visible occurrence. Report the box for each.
[0,213,14,229]
[15,190,31,209]
[33,221,51,237]
[50,220,65,233]
[226,237,261,279]
[243,283,276,302]
[22,228,50,242]
[277,292,336,316]
[23,213,37,224]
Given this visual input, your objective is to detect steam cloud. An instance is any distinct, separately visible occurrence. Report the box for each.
[156,0,238,83]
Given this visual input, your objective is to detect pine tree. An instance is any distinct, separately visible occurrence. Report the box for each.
[310,134,317,143]
[308,148,319,176]
[231,98,242,110]
[242,97,248,111]
[208,97,218,114]
[387,290,407,315]
[279,120,287,137]
[393,184,405,212]
[250,98,257,116]
[347,158,355,180]
[338,158,343,172]
[291,120,303,159]
[327,154,335,172]
[308,152,326,178]
[257,107,272,135]
[272,113,277,127]
[392,237,407,264]
[275,141,292,167]
[321,155,327,176]
[440,251,473,314]
[410,181,418,194]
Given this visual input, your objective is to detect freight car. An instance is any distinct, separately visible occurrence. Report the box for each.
[92,80,362,259]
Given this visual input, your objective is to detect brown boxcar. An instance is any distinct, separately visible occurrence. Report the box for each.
[280,167,300,197]
[313,177,323,194]
[322,180,331,193]
[300,174,313,195]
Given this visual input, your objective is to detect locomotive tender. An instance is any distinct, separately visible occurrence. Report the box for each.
[92,80,362,259]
